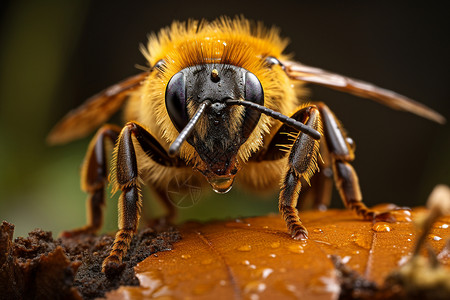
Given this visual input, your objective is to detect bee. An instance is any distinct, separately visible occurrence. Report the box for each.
[48,17,445,272]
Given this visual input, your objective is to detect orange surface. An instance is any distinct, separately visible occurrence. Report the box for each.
[107,208,450,299]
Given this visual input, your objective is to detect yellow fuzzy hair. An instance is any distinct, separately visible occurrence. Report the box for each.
[135,16,300,166]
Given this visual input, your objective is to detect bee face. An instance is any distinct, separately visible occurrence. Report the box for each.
[165,64,264,192]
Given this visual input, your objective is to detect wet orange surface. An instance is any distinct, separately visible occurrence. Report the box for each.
[106,208,450,299]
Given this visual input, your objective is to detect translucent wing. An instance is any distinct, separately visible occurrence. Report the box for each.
[282,60,445,124]
[47,72,149,145]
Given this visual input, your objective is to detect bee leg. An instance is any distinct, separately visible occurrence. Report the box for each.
[61,124,121,237]
[317,103,395,222]
[102,122,178,273]
[279,105,322,240]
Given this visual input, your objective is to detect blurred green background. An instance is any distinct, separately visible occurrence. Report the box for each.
[1,0,449,237]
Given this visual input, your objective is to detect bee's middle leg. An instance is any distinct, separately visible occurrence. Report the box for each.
[61,124,121,237]
[317,103,396,222]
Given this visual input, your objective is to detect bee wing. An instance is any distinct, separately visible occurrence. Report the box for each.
[283,60,446,124]
[47,72,149,145]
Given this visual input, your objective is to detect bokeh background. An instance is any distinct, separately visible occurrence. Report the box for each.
[1,0,449,237]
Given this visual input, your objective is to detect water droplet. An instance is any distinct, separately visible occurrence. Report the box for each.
[261,268,273,279]
[372,222,392,232]
[241,260,250,265]
[389,209,412,222]
[244,281,266,294]
[287,244,304,254]
[136,270,165,293]
[431,235,442,241]
[313,228,324,234]
[181,254,191,259]
[270,241,280,249]
[249,264,257,269]
[276,282,297,297]
[208,176,234,193]
[341,256,351,264]
[237,245,252,252]
[269,254,276,258]
[219,280,227,286]
[439,224,449,229]
[353,233,372,249]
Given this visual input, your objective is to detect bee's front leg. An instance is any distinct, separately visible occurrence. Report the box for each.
[102,122,176,273]
[279,105,323,240]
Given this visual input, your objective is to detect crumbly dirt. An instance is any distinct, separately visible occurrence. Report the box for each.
[0,221,180,300]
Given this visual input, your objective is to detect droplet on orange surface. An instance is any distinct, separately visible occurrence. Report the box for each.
[353,233,372,249]
[389,209,413,222]
[244,280,266,294]
[341,256,351,264]
[287,244,304,254]
[372,222,392,232]
[237,245,252,252]
[251,267,274,280]
[106,209,449,300]
[430,235,442,241]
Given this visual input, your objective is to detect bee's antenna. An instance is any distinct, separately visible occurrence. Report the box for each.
[226,99,321,140]
[168,100,211,157]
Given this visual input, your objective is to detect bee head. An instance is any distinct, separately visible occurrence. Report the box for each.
[165,64,264,193]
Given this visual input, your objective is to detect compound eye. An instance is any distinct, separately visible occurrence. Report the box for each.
[244,72,264,105]
[242,71,264,140]
[165,72,188,132]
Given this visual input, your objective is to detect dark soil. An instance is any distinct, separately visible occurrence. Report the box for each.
[0,221,180,300]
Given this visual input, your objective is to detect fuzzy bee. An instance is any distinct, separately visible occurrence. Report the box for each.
[48,17,445,272]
